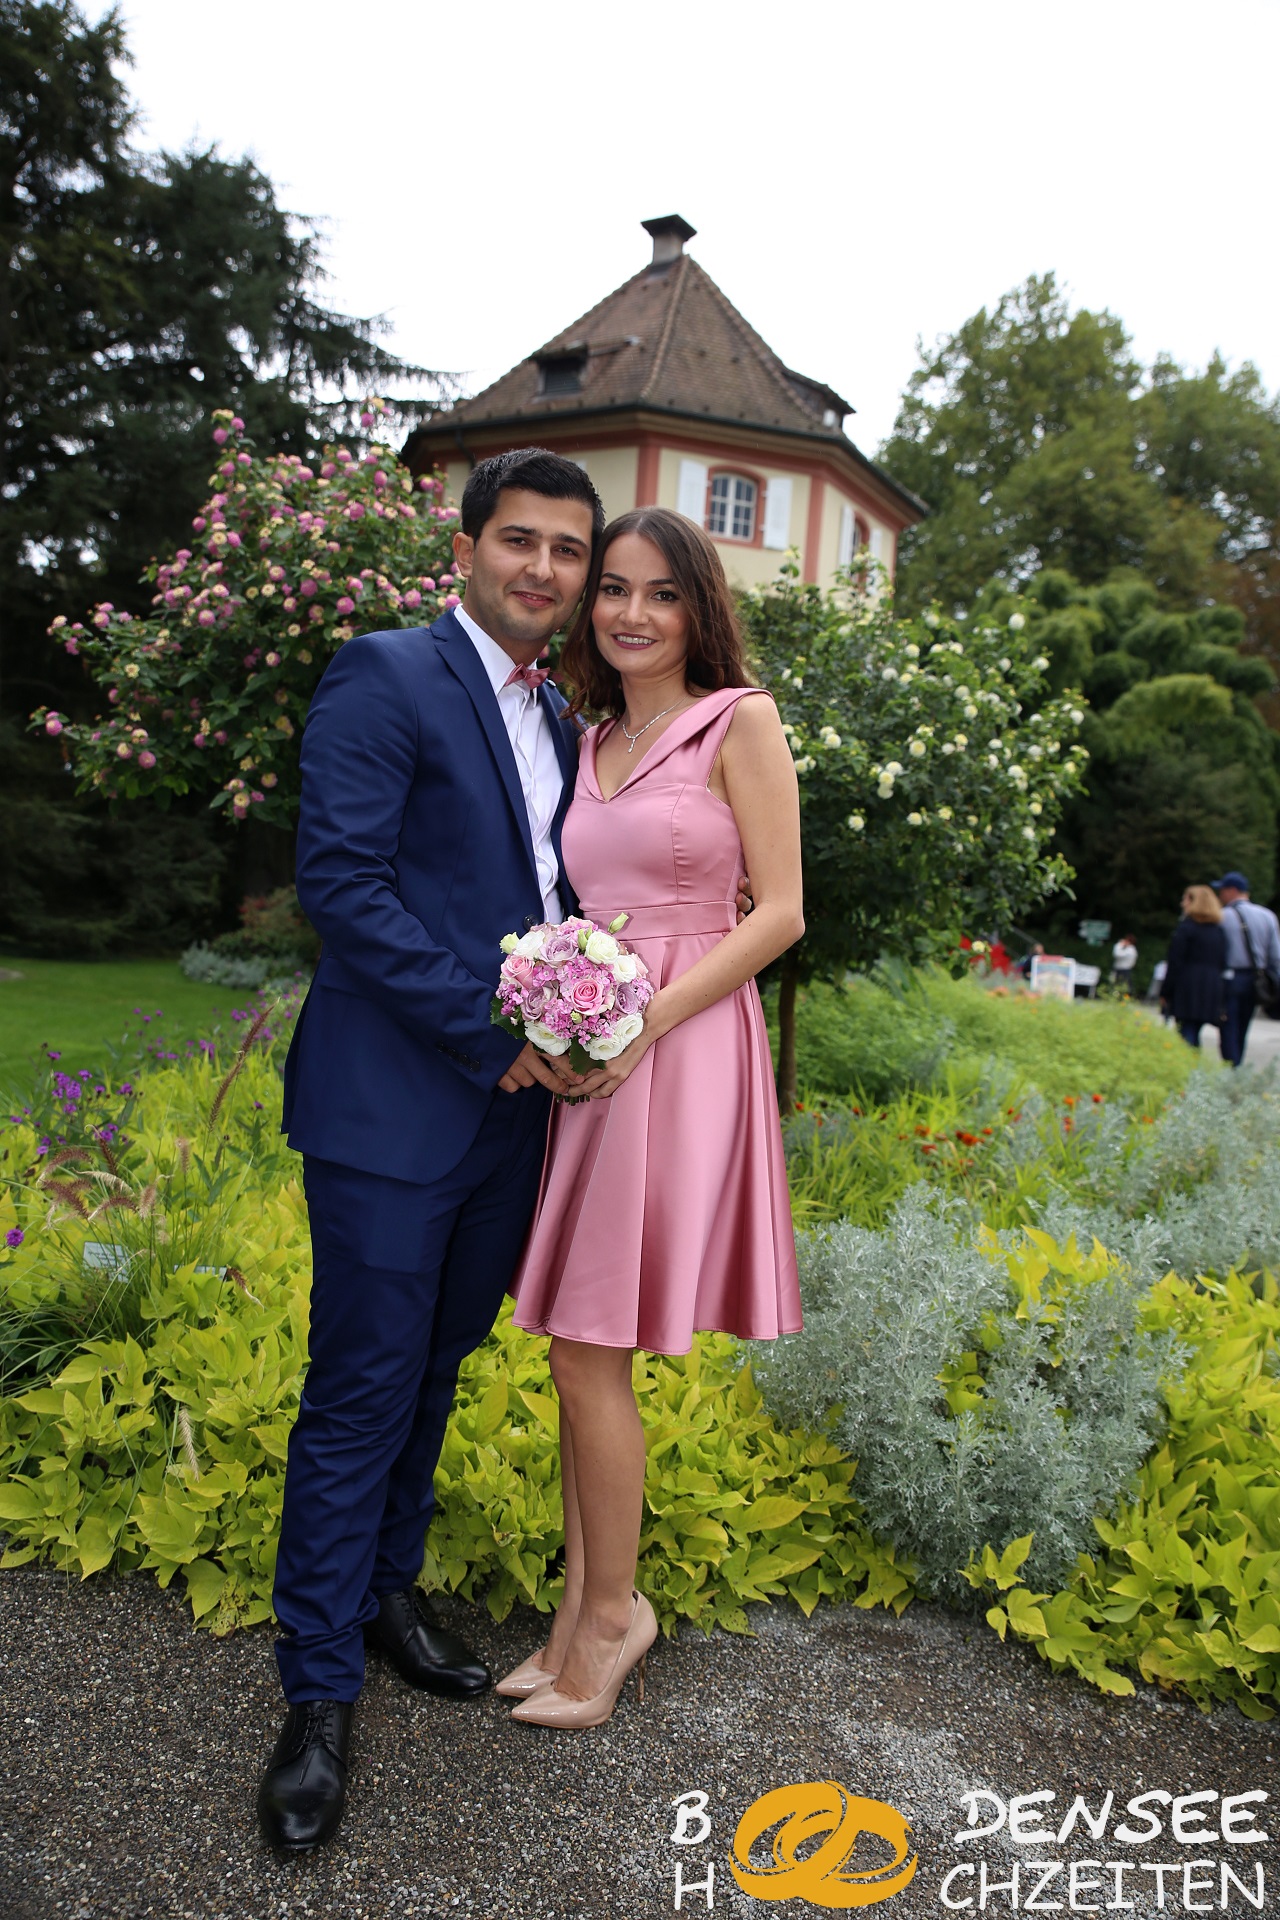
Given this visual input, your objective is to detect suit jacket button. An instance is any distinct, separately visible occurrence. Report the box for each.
[523,914,537,930]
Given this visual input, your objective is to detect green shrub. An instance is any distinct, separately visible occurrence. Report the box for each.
[783,976,954,1104]
[749,1187,1179,1600]
[916,968,1197,1109]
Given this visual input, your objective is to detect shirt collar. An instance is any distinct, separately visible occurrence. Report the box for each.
[454,600,529,698]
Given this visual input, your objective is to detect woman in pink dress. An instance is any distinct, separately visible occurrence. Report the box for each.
[500,507,804,1729]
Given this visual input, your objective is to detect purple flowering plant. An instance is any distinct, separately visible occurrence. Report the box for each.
[33,403,461,829]
[491,915,654,1089]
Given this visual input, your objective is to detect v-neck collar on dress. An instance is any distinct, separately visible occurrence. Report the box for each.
[586,688,738,803]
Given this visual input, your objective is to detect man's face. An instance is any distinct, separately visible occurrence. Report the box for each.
[1219,886,1244,906]
[452,488,594,658]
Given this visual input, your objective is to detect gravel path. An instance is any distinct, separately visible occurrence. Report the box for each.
[1,1568,1275,1918]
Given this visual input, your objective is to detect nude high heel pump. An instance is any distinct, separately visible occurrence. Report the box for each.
[495,1651,559,1698]
[509,1593,657,1729]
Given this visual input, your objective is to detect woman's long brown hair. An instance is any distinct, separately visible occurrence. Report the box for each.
[560,507,753,718]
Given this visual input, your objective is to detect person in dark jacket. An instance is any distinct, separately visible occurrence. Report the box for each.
[1161,885,1228,1047]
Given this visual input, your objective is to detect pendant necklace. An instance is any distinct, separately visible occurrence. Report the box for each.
[620,700,686,754]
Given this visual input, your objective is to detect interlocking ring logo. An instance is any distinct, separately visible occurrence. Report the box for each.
[728,1781,918,1907]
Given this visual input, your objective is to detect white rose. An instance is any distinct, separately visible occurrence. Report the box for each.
[1070,708,1084,724]
[1008,612,1026,632]
[885,761,904,777]
[904,643,920,658]
[954,734,968,748]
[1030,801,1043,815]
[526,1018,570,1055]
[588,1012,644,1060]
[1033,655,1050,670]
[847,813,865,831]
[585,930,620,964]
[907,811,923,826]
[499,933,519,954]
[938,806,953,819]
[909,740,926,757]
[515,927,548,959]
[882,667,898,681]
[610,952,639,983]
[964,704,978,719]
[941,742,955,755]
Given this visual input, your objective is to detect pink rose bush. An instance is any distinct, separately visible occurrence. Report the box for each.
[492,915,654,1075]
[32,402,460,828]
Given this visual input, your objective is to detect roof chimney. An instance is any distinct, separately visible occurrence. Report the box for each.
[642,213,696,268]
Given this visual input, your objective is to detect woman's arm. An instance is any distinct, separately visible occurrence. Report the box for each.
[578,694,803,1099]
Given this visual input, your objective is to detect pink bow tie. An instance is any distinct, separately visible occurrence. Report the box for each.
[504,661,550,692]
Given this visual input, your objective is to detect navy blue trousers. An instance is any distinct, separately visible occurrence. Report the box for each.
[273,1086,549,1701]
[1221,978,1256,1068]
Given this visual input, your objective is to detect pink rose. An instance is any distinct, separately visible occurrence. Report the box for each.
[45,716,63,736]
[502,954,538,988]
[521,987,549,1020]
[541,930,580,966]
[614,980,646,1017]
[137,750,156,769]
[568,974,607,1014]
[212,428,228,445]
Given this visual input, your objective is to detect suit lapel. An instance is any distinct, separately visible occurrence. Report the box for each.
[433,611,539,883]
[542,685,581,912]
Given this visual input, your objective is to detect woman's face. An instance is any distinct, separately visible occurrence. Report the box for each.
[592,531,691,684]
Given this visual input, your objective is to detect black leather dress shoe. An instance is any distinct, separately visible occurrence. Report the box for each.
[256,1700,353,1852]
[363,1588,491,1696]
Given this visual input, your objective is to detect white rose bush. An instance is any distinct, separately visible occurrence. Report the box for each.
[742,560,1087,1104]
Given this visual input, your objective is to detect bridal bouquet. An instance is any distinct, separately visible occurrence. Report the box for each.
[492,914,654,1073]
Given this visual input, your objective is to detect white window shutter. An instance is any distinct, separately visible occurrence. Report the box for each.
[838,503,854,568]
[869,526,885,562]
[677,460,708,525]
[762,476,792,549]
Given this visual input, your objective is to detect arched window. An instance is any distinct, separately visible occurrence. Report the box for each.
[707,472,758,542]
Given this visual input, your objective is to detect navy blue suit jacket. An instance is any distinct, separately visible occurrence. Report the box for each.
[282,609,580,1184]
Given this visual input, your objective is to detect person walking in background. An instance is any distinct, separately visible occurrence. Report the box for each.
[1111,933,1138,995]
[1161,886,1228,1049]
[1214,871,1280,1068]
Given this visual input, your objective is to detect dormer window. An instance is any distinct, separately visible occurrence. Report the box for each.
[537,352,586,397]
[707,472,758,542]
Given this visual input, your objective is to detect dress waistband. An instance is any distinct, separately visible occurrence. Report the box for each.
[580,901,737,939]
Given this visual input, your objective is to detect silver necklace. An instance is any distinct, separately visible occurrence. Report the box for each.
[620,700,686,754]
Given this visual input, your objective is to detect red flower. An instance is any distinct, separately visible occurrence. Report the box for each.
[956,1131,980,1146]
[1091,1093,1104,1104]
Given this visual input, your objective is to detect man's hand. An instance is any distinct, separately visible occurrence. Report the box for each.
[497,1041,584,1096]
[735,870,754,925]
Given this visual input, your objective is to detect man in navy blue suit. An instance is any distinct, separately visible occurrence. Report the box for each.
[257,448,604,1852]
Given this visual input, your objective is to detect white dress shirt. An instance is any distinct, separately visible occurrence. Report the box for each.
[454,601,565,922]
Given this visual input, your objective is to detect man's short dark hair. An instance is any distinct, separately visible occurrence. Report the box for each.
[460,446,605,542]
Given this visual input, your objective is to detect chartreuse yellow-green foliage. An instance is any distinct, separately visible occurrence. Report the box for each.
[969,1267,1280,1718]
[0,1049,912,1637]
[2,1012,1279,1719]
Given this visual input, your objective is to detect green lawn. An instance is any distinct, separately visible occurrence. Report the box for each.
[0,957,260,1092]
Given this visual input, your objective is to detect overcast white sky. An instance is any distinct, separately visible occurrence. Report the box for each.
[119,0,1279,457]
